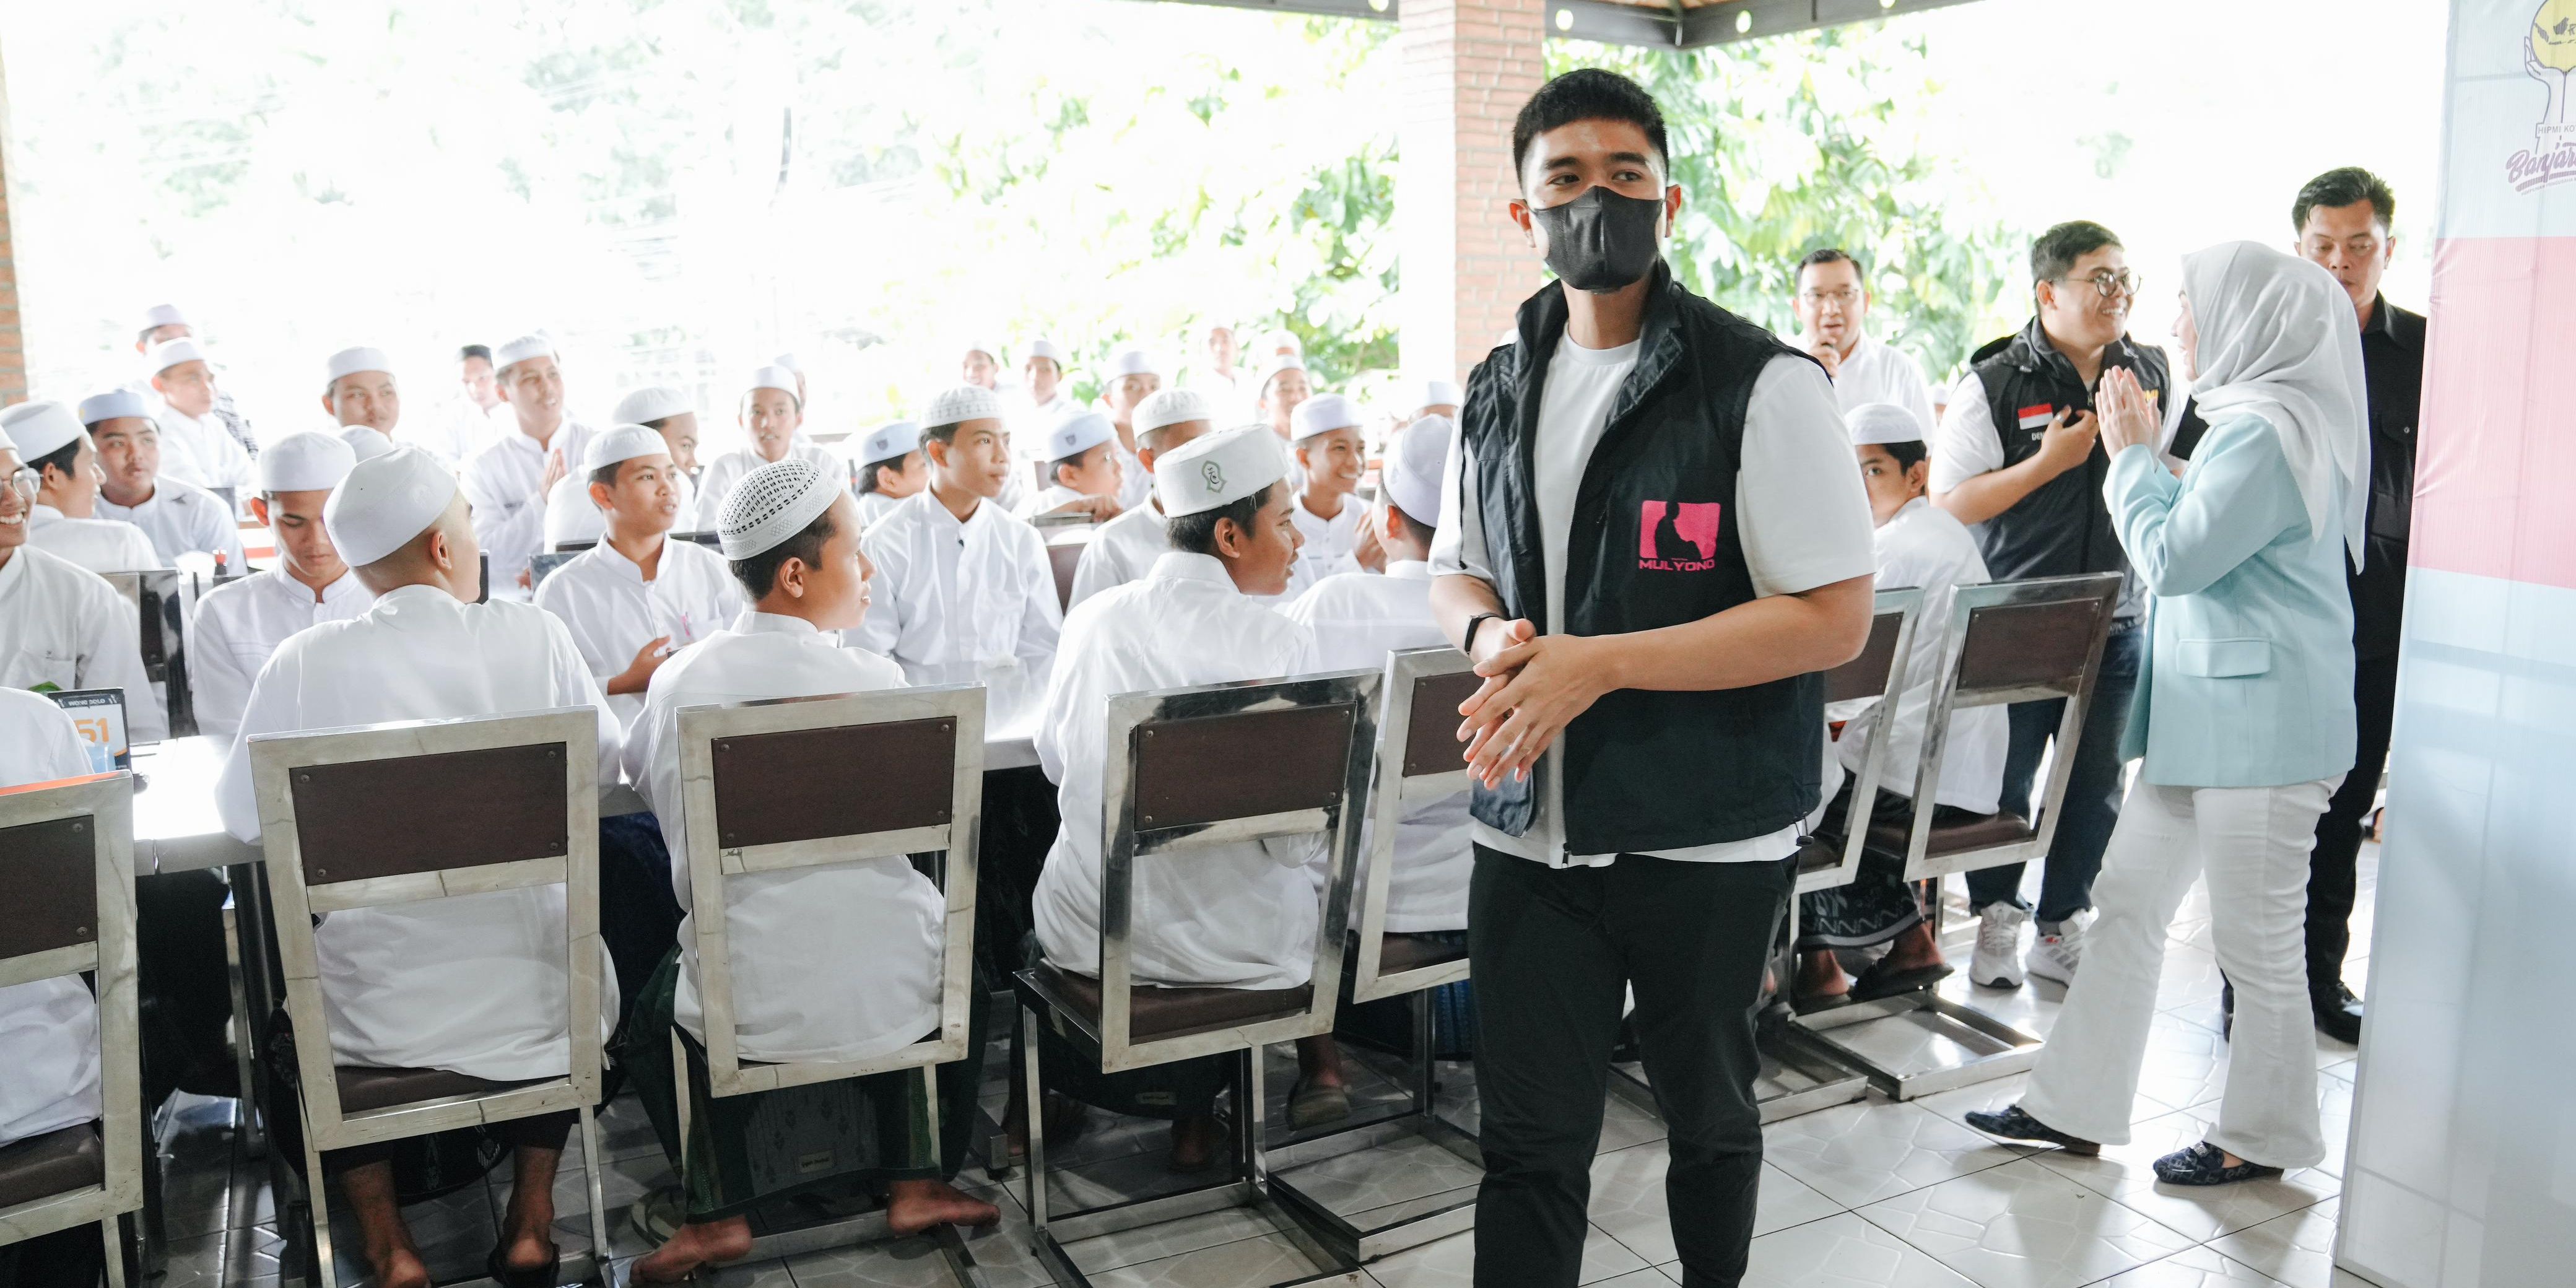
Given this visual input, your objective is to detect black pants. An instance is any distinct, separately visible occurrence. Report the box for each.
[2307,651,2395,990]
[599,812,685,1038]
[1468,846,1790,1288]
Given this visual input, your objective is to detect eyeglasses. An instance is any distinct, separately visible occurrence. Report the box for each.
[2058,268,2143,299]
[4,467,35,499]
[1799,288,1862,308]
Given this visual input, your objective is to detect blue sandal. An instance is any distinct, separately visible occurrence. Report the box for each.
[2152,1141,2283,1186]
[1962,1105,2100,1156]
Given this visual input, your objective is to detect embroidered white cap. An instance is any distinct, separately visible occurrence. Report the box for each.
[718,457,842,559]
[1133,387,1211,438]
[258,431,359,495]
[1,401,85,462]
[921,384,1004,429]
[856,420,920,468]
[1154,425,1288,518]
[1044,411,1116,461]
[326,446,460,567]
[612,386,692,425]
[1381,414,1450,529]
[1289,393,1360,442]
[1847,401,1927,446]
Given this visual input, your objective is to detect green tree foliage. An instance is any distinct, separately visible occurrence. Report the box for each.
[1556,27,2024,382]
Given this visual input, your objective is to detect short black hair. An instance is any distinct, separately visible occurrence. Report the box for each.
[921,421,964,446]
[1049,442,1102,489]
[1386,500,1434,547]
[1511,68,1668,185]
[2030,220,2122,284]
[856,456,900,495]
[1870,440,1930,472]
[1797,247,1865,281]
[1166,482,1275,557]
[642,414,682,433]
[2292,167,2395,235]
[588,462,622,491]
[30,439,80,483]
[726,505,838,599]
[459,344,492,363]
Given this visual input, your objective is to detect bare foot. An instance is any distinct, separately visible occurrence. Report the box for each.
[1295,1035,1347,1091]
[630,1217,754,1283]
[365,1245,432,1288]
[1878,921,1946,973]
[885,1179,1001,1237]
[1168,1112,1222,1172]
[1795,949,1850,1004]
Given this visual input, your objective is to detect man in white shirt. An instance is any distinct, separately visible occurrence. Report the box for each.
[432,343,508,463]
[461,334,597,599]
[0,442,166,742]
[1196,322,1243,407]
[1031,427,1342,1161]
[534,425,742,731]
[1014,410,1126,521]
[1427,72,1876,1287]
[1010,339,1076,493]
[1794,404,2006,1009]
[619,459,997,1279]
[960,339,1003,391]
[1283,393,1383,597]
[131,303,261,483]
[216,446,620,1288]
[141,337,258,500]
[1068,389,1216,609]
[187,433,374,742]
[1254,355,1311,444]
[319,346,466,474]
[1284,414,1469,934]
[3,399,161,573]
[1793,248,1937,434]
[851,419,926,528]
[1095,347,1160,511]
[88,393,248,572]
[690,366,843,532]
[850,385,1062,692]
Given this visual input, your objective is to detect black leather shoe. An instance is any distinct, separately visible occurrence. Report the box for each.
[2313,980,2364,1044]
[2152,1141,2283,1186]
[1964,1105,2100,1155]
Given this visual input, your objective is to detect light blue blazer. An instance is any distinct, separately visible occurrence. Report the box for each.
[2106,413,2356,788]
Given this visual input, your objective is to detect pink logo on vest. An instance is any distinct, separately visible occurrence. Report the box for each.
[1638,500,1722,572]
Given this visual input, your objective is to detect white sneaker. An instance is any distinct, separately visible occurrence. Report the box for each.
[1972,904,2029,988]
[2027,913,2088,986]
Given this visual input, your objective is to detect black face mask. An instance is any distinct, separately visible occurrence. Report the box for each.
[1529,186,1666,294]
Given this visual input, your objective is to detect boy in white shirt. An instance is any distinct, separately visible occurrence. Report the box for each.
[1014,410,1126,521]
[1254,355,1310,443]
[189,433,376,742]
[87,396,247,572]
[692,367,843,531]
[2,399,161,573]
[851,419,927,528]
[1067,389,1214,608]
[1283,393,1383,597]
[1095,348,1160,510]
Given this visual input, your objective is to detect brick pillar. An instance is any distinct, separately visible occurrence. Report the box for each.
[1398,0,1546,385]
[0,45,23,406]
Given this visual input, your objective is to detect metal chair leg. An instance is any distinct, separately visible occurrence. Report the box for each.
[219,900,266,1159]
[578,1103,612,1272]
[1019,1006,1048,1234]
[301,1131,340,1288]
[100,1217,128,1288]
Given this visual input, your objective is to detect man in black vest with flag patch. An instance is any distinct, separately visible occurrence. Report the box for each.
[1428,69,1878,1288]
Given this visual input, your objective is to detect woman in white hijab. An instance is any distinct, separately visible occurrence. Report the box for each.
[1967,241,2366,1186]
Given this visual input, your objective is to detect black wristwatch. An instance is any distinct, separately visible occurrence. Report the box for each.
[1464,613,1500,656]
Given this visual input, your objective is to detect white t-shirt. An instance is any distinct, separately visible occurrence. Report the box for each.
[1429,338,1877,868]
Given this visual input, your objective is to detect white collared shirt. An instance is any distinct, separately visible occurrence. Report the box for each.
[461,420,598,599]
[855,488,907,528]
[1835,498,2007,814]
[27,506,163,573]
[186,567,375,743]
[0,547,167,742]
[1110,435,1151,511]
[1822,332,1938,435]
[215,585,623,1081]
[627,611,942,1063]
[1067,500,1168,610]
[95,479,246,572]
[850,489,1063,687]
[691,443,846,533]
[534,536,743,729]
[150,402,257,497]
[1282,560,1468,932]
[1284,491,1368,599]
[0,689,102,1149]
[1032,552,1326,988]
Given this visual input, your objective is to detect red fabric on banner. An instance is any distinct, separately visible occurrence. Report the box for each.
[2413,235,2576,590]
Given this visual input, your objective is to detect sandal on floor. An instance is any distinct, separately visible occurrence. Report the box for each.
[1790,988,1855,1016]
[485,1239,562,1288]
[2152,1141,2284,1186]
[1962,1105,2100,1156]
[1850,958,1954,1003]
[1286,1076,1352,1131]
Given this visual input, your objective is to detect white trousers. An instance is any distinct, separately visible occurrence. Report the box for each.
[2022,775,2338,1168]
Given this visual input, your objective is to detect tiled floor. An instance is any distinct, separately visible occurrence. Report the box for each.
[152,848,2381,1287]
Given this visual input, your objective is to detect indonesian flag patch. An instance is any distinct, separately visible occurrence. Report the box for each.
[2016,404,2055,431]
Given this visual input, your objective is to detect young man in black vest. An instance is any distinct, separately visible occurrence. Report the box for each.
[1926,220,2200,993]
[1427,69,1877,1288]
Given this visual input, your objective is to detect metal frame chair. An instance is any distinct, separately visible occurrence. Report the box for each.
[0,772,143,1287]
[1264,647,1482,1264]
[661,684,990,1282]
[247,710,612,1288]
[1796,572,2125,1100]
[1014,669,1378,1288]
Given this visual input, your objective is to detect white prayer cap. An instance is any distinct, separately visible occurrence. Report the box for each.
[1044,411,1116,462]
[326,446,459,568]
[746,365,800,401]
[324,346,394,388]
[1256,354,1306,395]
[1847,402,1927,446]
[961,338,1001,362]
[1382,414,1450,529]
[612,386,692,425]
[718,457,842,559]
[339,425,395,462]
[1104,347,1159,380]
[1,401,85,461]
[1416,379,1463,412]
[770,351,803,373]
[856,420,920,468]
[1134,388,1211,437]
[1290,393,1360,442]
[582,423,670,473]
[145,336,208,376]
[137,303,188,332]
[258,430,358,495]
[1155,425,1287,518]
[1262,329,1303,356]
[78,389,150,426]
[921,384,1004,428]
[1022,337,1065,364]
[493,334,555,372]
